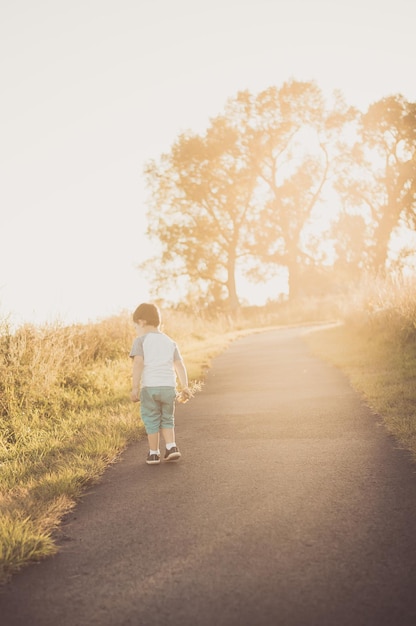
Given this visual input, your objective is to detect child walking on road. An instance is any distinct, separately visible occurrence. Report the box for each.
[130,303,191,465]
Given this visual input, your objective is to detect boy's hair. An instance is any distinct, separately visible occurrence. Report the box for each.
[133,303,161,327]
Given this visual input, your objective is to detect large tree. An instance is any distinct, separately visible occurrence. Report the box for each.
[142,80,355,306]
[226,80,352,299]
[335,94,416,274]
[143,116,258,311]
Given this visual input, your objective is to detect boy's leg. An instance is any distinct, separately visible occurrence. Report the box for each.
[162,427,181,460]
[160,388,181,460]
[140,388,162,464]
[147,432,160,451]
[161,427,175,445]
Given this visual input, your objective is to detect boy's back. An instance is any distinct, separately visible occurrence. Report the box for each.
[130,332,181,388]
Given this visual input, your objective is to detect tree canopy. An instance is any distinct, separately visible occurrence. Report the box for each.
[141,81,416,310]
[335,94,416,275]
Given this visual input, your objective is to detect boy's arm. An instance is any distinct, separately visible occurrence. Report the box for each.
[131,355,144,402]
[174,359,192,400]
[174,359,189,389]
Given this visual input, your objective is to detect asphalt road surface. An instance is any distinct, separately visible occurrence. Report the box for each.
[2,326,416,626]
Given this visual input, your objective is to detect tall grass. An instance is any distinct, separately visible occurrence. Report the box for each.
[0,315,140,582]
[306,274,416,455]
[338,273,416,333]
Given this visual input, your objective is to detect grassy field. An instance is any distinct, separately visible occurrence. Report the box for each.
[305,284,416,457]
[1,279,415,582]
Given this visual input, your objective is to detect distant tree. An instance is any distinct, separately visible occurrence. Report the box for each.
[335,94,416,274]
[142,80,355,306]
[142,116,258,311]
[227,80,352,299]
[330,212,371,282]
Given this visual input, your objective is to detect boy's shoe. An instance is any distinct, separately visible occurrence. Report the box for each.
[164,446,181,461]
[146,452,160,465]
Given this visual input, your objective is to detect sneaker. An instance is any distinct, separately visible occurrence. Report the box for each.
[164,446,181,461]
[146,452,160,465]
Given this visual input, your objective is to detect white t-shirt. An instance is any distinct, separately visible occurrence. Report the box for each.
[129,332,182,387]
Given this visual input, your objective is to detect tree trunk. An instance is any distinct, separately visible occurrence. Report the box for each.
[372,203,400,273]
[226,251,240,312]
[286,247,303,300]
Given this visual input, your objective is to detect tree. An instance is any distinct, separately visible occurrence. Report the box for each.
[142,80,356,306]
[227,80,352,299]
[330,212,371,282]
[143,116,258,311]
[335,94,416,274]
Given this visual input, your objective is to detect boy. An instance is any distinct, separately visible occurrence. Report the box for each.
[129,303,191,465]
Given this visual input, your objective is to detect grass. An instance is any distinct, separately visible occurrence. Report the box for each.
[1,280,415,583]
[0,515,56,573]
[0,317,142,582]
[305,275,416,457]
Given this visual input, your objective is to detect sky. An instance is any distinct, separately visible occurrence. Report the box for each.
[1,0,415,326]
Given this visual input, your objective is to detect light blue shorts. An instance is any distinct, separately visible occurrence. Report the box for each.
[140,386,176,434]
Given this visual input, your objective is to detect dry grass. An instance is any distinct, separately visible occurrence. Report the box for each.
[0,317,140,582]
[305,274,416,457]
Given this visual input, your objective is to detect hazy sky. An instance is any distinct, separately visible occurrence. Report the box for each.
[1,0,415,325]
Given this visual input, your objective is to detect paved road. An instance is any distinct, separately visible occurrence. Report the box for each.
[2,326,416,626]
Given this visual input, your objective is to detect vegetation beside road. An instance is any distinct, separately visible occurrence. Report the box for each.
[1,276,416,582]
[306,276,416,458]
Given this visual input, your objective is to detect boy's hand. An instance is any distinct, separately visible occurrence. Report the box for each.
[177,387,193,403]
[131,390,140,403]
